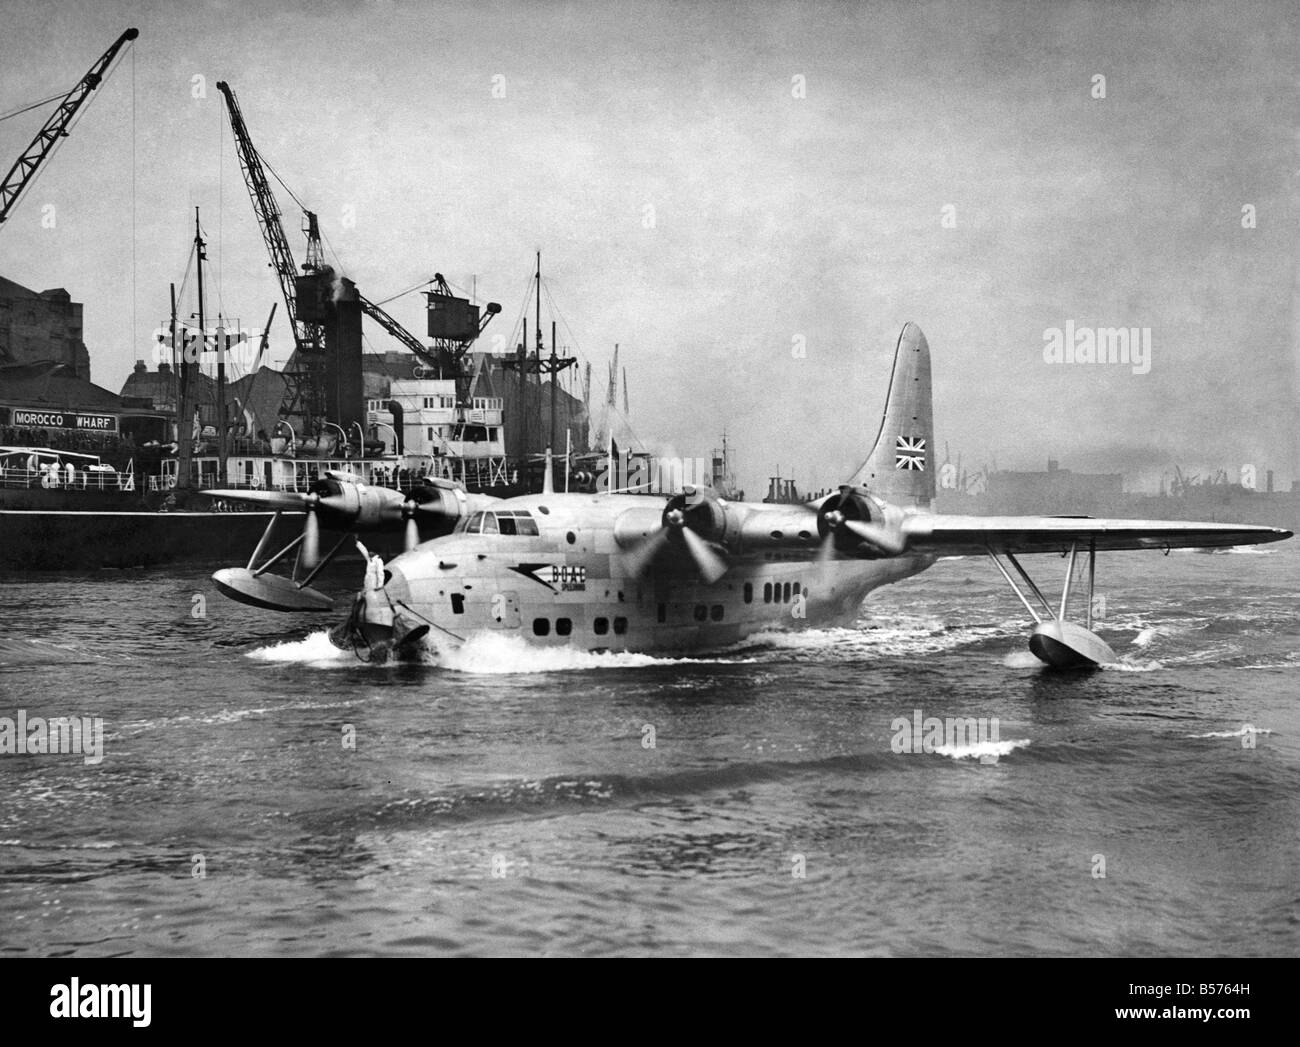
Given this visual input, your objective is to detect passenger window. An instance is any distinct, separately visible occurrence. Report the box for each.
[450,593,465,614]
[744,582,753,604]
[763,583,772,604]
[594,617,609,635]
[693,605,707,622]
[613,617,627,635]
[556,618,572,636]
[710,604,723,621]
[533,618,550,636]
[783,582,791,603]
[793,582,800,596]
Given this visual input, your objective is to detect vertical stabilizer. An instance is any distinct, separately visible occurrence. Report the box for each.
[853,322,934,508]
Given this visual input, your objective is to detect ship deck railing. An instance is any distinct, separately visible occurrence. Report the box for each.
[2,465,135,492]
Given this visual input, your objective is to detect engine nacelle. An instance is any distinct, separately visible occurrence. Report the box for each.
[314,478,473,533]
[313,479,404,531]
[663,485,744,547]
[818,485,880,549]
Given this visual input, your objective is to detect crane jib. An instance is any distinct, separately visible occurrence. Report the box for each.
[0,28,140,228]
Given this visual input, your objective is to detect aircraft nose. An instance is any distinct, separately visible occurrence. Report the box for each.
[353,559,423,656]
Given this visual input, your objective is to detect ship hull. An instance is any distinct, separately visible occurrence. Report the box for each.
[0,508,298,570]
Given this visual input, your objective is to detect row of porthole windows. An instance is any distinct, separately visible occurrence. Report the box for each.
[534,616,627,637]
[740,581,802,604]
[692,604,725,622]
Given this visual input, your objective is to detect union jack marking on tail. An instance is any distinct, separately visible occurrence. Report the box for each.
[895,436,926,471]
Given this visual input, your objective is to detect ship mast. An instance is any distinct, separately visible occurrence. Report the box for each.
[173,280,191,491]
[534,251,542,461]
[193,208,220,486]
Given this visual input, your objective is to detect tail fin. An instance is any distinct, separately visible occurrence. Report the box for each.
[852,322,934,508]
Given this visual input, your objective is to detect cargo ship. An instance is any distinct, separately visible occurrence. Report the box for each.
[1,51,594,571]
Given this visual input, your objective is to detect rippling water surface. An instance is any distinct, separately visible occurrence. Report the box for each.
[1,543,1297,956]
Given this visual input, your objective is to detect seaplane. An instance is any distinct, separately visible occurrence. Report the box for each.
[205,323,1292,668]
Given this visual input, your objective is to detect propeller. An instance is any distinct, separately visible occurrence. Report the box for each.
[677,520,729,583]
[203,476,387,570]
[620,522,671,578]
[619,487,731,583]
[401,497,422,552]
[298,483,351,568]
[302,499,321,567]
[817,485,906,559]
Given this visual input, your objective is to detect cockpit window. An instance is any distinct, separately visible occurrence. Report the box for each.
[459,510,540,536]
[496,511,539,536]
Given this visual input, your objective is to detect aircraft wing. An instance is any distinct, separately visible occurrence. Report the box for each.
[899,514,1293,556]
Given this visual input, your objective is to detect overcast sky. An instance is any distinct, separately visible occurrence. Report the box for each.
[1,0,1297,495]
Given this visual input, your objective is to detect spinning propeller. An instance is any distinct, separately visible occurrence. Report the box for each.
[620,486,732,583]
[204,474,459,568]
[816,485,906,561]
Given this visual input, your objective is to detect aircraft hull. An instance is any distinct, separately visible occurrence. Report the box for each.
[346,512,937,657]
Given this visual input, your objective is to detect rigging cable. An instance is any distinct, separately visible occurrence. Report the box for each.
[131,45,136,371]
[0,91,64,123]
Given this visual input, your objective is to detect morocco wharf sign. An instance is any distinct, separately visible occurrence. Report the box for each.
[9,409,118,432]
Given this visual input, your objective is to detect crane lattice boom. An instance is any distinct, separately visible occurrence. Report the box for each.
[0,28,139,228]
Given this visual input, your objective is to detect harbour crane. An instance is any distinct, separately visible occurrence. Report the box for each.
[217,80,326,428]
[217,81,498,418]
[0,28,139,229]
[358,275,500,390]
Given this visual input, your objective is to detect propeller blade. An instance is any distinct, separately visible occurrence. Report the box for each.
[202,488,305,510]
[814,532,839,585]
[844,519,905,556]
[621,526,671,578]
[302,510,321,569]
[404,515,420,552]
[680,526,728,583]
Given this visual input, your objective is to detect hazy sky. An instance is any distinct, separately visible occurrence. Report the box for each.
[1,0,1297,495]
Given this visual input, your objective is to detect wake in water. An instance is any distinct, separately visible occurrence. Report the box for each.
[933,738,1031,761]
[241,608,1034,676]
[0,636,125,668]
[421,632,755,675]
[246,631,354,669]
[736,614,1026,663]
[244,629,754,675]
[1185,726,1273,739]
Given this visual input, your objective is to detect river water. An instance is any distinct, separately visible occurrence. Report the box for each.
[1,543,1297,956]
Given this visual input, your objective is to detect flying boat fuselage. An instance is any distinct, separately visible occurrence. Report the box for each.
[364,492,935,655]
